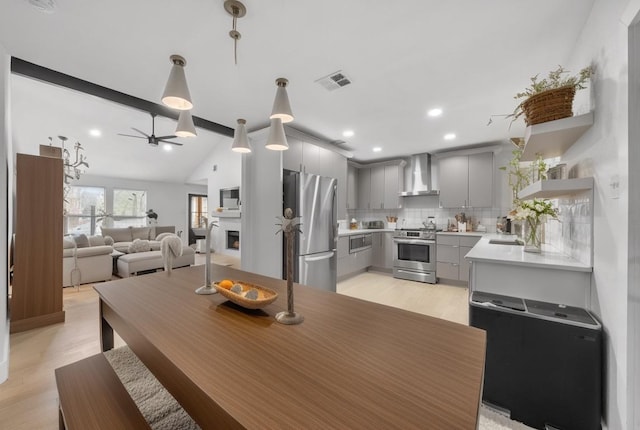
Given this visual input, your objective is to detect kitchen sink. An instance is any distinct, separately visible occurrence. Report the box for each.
[488,238,523,246]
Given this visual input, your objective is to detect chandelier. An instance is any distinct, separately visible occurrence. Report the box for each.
[54,135,89,184]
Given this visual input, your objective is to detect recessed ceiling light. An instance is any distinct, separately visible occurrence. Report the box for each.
[373,147,382,152]
[89,129,101,137]
[163,144,173,151]
[427,108,443,117]
[444,133,456,140]
[342,130,355,138]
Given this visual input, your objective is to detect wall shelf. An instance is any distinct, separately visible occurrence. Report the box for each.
[521,112,594,161]
[519,177,594,200]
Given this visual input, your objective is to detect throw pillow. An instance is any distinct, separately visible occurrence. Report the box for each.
[88,235,106,246]
[155,232,177,241]
[103,235,114,246]
[128,239,151,253]
[73,234,90,248]
[130,227,151,240]
[63,237,76,249]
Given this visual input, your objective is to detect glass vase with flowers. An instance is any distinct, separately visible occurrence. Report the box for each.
[508,199,558,253]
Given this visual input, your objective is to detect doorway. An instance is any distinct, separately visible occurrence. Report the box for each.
[188,194,208,245]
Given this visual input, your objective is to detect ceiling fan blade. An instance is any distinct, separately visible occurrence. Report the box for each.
[131,127,150,137]
[159,139,183,146]
[117,133,147,139]
[156,134,178,140]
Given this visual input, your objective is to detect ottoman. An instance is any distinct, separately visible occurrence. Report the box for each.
[116,247,195,278]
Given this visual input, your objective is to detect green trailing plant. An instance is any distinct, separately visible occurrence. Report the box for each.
[499,150,547,207]
[509,65,592,123]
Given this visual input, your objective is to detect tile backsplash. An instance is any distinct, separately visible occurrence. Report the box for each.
[346,192,593,267]
[346,195,510,232]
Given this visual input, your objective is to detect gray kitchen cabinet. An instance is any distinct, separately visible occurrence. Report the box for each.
[282,136,304,172]
[355,162,404,209]
[346,164,358,210]
[370,166,385,209]
[383,164,401,209]
[438,152,493,208]
[436,234,481,282]
[459,236,480,282]
[357,168,371,209]
[468,152,493,207]
[372,231,394,270]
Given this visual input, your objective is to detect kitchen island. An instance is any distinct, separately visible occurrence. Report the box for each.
[465,235,592,307]
[95,264,486,429]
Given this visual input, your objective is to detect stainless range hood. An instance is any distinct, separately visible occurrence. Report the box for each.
[399,153,439,196]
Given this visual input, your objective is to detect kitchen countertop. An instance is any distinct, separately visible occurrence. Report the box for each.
[338,228,395,237]
[437,231,485,237]
[465,234,592,272]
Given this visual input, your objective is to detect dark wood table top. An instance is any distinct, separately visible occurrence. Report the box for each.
[95,265,486,429]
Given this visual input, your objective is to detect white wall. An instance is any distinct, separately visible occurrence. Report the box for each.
[206,137,242,210]
[624,3,640,429]
[241,127,283,278]
[205,137,242,256]
[189,135,234,186]
[0,43,10,384]
[562,1,633,428]
[73,174,206,240]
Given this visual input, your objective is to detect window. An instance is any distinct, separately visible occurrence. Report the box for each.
[113,189,147,228]
[190,194,208,229]
[65,186,106,235]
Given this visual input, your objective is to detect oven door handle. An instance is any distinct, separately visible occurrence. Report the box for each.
[393,238,435,245]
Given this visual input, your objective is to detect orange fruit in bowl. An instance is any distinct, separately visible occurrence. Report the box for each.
[218,279,233,289]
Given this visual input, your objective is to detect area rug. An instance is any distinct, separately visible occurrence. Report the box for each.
[105,346,533,430]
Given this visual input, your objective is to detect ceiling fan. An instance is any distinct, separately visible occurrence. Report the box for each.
[118,113,183,146]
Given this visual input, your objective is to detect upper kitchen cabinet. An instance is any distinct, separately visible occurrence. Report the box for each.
[357,167,371,209]
[438,152,493,208]
[346,164,358,210]
[356,162,404,209]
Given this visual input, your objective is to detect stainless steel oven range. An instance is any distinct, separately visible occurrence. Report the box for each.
[392,229,436,283]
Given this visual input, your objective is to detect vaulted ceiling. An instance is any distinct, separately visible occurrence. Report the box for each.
[1,0,595,182]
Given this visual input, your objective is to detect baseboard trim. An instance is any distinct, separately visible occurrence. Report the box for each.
[10,311,65,334]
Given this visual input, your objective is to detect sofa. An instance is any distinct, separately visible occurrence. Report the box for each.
[100,226,195,278]
[63,235,113,287]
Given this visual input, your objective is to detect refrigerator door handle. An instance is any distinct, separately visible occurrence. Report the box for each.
[303,251,335,262]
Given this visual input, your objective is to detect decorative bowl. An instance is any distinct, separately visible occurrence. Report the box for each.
[213,280,278,309]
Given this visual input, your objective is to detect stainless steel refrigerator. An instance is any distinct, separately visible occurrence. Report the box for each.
[283,170,337,292]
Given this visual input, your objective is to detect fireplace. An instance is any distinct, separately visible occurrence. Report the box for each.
[226,230,240,250]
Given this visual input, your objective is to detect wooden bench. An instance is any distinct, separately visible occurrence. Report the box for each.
[55,353,151,430]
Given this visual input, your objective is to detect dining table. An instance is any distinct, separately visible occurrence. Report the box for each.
[94,264,486,429]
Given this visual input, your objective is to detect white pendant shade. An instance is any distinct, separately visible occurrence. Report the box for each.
[175,110,197,138]
[231,119,251,153]
[161,55,193,110]
[265,118,289,151]
[269,78,294,123]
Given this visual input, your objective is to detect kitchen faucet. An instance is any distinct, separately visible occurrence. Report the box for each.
[195,220,218,295]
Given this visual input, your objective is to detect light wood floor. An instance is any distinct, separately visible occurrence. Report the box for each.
[338,270,469,325]
[0,261,468,429]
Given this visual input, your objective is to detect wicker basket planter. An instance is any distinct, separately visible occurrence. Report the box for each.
[520,85,576,126]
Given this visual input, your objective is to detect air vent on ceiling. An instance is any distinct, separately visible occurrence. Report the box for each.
[315,71,352,91]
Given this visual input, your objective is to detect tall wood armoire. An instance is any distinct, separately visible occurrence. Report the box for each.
[11,153,65,333]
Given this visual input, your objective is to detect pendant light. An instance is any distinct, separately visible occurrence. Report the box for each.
[270,78,294,123]
[265,118,289,151]
[175,110,197,138]
[231,119,251,153]
[161,55,193,110]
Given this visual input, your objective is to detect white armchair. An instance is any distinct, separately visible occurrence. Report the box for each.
[63,235,114,287]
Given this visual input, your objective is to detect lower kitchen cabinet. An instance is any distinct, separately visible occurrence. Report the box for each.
[371,232,394,271]
[337,236,373,279]
[436,234,481,282]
